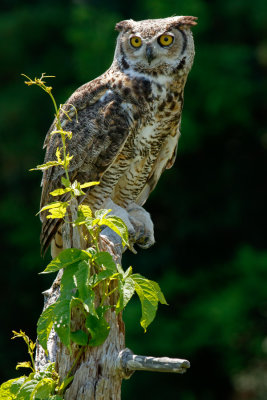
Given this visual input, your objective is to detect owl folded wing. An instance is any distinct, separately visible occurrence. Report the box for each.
[40,76,131,254]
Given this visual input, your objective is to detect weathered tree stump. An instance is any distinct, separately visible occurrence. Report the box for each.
[35,199,190,399]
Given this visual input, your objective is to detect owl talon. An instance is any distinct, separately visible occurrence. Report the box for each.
[127,203,155,249]
[103,199,155,249]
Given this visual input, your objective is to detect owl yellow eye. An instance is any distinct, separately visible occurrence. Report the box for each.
[158,34,174,47]
[130,36,142,48]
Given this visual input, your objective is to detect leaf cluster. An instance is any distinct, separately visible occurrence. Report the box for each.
[0,363,64,400]
[37,247,167,352]
[0,332,67,400]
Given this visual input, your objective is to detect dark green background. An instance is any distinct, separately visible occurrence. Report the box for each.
[1,0,267,398]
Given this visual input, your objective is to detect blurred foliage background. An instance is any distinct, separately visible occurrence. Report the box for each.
[0,0,267,398]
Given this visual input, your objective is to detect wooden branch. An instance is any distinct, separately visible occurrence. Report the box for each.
[118,348,190,378]
[35,199,190,399]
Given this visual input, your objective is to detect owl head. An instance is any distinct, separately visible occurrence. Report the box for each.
[114,16,197,76]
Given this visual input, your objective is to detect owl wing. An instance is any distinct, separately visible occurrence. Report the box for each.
[40,76,131,254]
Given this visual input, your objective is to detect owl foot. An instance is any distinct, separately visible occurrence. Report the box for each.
[103,199,136,241]
[103,199,155,250]
[127,203,155,249]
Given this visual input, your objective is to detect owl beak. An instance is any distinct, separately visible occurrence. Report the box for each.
[146,45,155,65]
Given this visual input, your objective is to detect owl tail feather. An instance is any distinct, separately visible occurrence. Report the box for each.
[40,218,61,256]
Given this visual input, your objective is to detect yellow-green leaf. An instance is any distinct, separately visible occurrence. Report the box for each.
[16,362,32,371]
[100,217,129,247]
[38,201,68,214]
[80,181,100,189]
[56,147,62,163]
[39,202,69,219]
[78,204,92,218]
[0,377,26,399]
[49,187,71,196]
[30,160,62,171]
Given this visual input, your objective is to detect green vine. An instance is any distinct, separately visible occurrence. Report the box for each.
[0,74,167,399]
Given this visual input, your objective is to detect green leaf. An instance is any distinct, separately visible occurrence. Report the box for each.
[0,377,26,399]
[53,299,71,349]
[48,396,64,400]
[132,274,167,331]
[70,330,89,346]
[93,252,116,272]
[60,263,79,299]
[86,307,110,347]
[10,377,28,395]
[61,176,71,188]
[16,379,39,400]
[80,181,100,189]
[30,378,56,400]
[94,209,111,219]
[37,303,56,352]
[41,248,90,273]
[82,290,97,313]
[75,260,90,289]
[49,187,71,196]
[150,281,168,305]
[74,261,97,315]
[67,297,83,310]
[82,291,96,316]
[116,276,135,313]
[52,294,91,349]
[100,216,129,247]
[90,270,116,287]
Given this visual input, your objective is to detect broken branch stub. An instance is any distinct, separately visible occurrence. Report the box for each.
[118,348,190,378]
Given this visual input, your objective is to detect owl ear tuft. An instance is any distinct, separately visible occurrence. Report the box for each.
[115,19,134,32]
[176,16,198,29]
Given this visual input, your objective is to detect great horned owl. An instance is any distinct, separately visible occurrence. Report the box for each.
[41,16,197,256]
